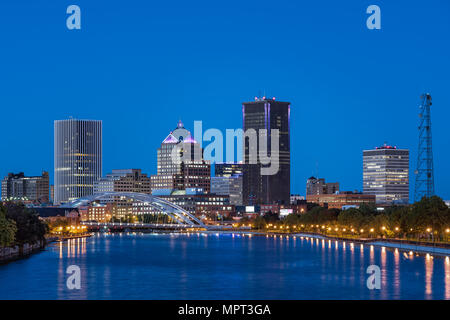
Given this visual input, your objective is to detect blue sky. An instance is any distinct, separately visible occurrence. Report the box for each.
[1,0,449,199]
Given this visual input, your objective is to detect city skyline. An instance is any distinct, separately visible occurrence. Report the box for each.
[0,99,444,201]
[1,0,450,304]
[1,1,449,199]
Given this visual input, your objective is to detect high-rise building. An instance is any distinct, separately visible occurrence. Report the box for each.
[151,121,210,193]
[54,119,102,204]
[1,171,49,203]
[363,144,409,205]
[242,97,290,205]
[306,177,339,196]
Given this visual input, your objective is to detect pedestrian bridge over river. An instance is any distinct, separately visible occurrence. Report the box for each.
[62,192,207,229]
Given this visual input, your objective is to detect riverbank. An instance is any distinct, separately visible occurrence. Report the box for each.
[47,233,93,243]
[0,240,46,264]
[288,231,450,256]
[198,229,450,256]
[0,233,93,264]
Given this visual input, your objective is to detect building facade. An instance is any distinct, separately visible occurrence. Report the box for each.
[215,162,244,177]
[94,169,152,194]
[1,171,49,203]
[306,192,376,210]
[363,144,409,205]
[212,162,243,206]
[290,194,305,204]
[306,177,339,196]
[54,119,102,204]
[211,176,243,205]
[242,97,290,205]
[151,121,210,193]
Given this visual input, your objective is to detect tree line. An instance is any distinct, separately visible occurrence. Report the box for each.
[0,203,48,247]
[250,196,450,241]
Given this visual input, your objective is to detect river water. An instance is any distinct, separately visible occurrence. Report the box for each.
[0,232,449,299]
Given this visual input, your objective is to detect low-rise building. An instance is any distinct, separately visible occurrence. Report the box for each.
[260,202,307,216]
[1,171,50,203]
[306,191,376,210]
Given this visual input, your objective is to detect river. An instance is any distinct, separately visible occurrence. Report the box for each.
[0,232,449,299]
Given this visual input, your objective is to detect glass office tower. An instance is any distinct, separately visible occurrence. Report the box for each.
[54,119,102,204]
[363,144,409,205]
[242,97,290,205]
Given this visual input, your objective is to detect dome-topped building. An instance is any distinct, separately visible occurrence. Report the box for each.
[151,121,210,193]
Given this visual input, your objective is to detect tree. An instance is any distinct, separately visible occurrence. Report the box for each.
[337,208,364,228]
[253,216,266,230]
[410,196,450,239]
[0,205,17,247]
[3,202,48,245]
[283,214,301,226]
[262,211,279,223]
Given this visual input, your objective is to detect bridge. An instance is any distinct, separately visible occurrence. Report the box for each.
[63,192,207,229]
[80,221,205,231]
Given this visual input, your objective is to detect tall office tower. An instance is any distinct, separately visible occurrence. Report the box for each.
[363,144,409,205]
[54,119,102,204]
[242,97,290,205]
[151,121,210,193]
[1,171,50,203]
[306,177,339,196]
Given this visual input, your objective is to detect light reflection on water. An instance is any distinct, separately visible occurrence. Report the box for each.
[0,233,449,300]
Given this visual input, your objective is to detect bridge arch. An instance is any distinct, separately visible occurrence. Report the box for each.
[64,192,205,227]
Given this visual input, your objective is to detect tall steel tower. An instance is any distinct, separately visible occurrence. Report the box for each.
[414,93,435,202]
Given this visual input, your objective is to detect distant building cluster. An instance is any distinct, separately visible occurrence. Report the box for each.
[0,97,416,223]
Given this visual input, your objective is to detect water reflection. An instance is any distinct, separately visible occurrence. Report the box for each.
[394,248,400,298]
[3,233,449,299]
[425,254,433,299]
[446,257,450,299]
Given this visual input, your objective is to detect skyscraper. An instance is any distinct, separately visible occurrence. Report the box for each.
[151,120,210,193]
[54,119,102,204]
[363,144,409,205]
[242,97,290,205]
